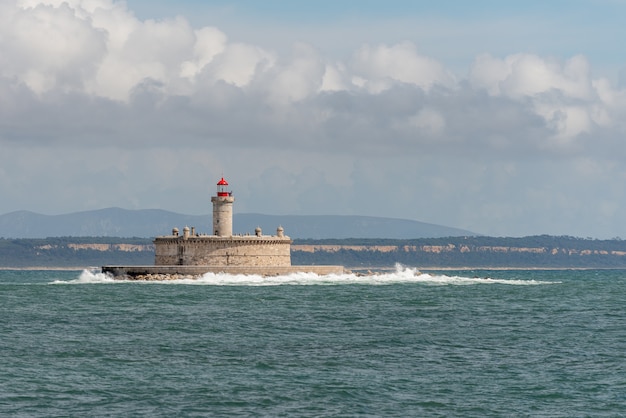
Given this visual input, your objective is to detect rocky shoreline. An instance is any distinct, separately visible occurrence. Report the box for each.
[115,273,203,281]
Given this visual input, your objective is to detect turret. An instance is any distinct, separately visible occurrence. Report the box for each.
[211,177,235,236]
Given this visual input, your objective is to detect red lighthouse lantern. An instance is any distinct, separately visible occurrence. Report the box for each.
[217,177,230,197]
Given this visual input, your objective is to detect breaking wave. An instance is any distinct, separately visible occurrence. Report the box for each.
[50,269,116,284]
[53,265,558,286]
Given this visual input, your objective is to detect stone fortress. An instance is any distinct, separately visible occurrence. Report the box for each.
[103,177,345,279]
[153,177,292,267]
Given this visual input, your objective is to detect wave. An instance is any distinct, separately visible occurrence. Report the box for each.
[50,269,116,285]
[52,265,558,286]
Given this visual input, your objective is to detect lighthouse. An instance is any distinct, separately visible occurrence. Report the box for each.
[211,177,234,236]
[105,175,346,278]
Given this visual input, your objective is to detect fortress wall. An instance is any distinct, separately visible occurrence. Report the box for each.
[154,237,292,267]
[154,240,180,265]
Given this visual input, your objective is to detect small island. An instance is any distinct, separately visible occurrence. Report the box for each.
[102,177,345,279]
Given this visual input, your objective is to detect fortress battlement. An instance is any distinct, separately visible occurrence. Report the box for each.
[154,235,292,244]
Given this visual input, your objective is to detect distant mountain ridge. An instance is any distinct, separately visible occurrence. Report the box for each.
[0,208,478,239]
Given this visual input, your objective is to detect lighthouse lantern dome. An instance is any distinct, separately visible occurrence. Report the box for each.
[217,177,230,197]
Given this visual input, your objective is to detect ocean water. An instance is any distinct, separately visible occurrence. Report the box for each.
[1,267,625,417]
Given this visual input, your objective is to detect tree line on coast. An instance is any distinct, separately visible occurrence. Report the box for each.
[293,236,626,268]
[0,237,152,267]
[3,235,626,268]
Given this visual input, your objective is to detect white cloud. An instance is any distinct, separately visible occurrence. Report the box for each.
[320,63,348,92]
[4,0,626,237]
[6,0,274,99]
[263,43,325,104]
[2,2,107,93]
[468,53,626,142]
[350,41,454,93]
[408,108,446,136]
[471,53,593,99]
[2,0,623,155]
[180,26,228,79]
[204,42,275,88]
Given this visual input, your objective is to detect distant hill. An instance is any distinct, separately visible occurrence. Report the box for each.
[0,208,478,239]
[235,214,477,239]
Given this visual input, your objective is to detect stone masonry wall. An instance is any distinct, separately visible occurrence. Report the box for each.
[154,236,292,266]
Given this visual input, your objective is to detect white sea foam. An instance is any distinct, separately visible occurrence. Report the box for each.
[50,269,116,284]
[51,266,558,286]
[188,265,557,286]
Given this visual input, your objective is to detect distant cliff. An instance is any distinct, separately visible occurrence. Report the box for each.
[0,237,154,267]
[292,236,626,268]
[3,236,626,268]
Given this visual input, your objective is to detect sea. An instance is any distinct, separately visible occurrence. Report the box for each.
[1,266,625,417]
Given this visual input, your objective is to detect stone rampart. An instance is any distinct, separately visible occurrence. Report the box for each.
[154,235,292,266]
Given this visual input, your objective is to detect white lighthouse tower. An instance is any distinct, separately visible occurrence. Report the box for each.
[211,177,234,236]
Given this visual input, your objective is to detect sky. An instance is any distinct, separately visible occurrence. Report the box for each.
[2,0,626,238]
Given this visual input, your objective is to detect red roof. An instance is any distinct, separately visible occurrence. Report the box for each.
[217,177,228,186]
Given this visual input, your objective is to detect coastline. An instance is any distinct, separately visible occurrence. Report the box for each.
[0,267,94,271]
[348,266,626,272]
[3,265,626,272]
